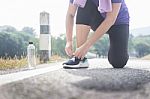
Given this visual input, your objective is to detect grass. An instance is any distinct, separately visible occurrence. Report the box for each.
[141,54,150,60]
[49,55,65,62]
[0,55,64,70]
[0,57,27,70]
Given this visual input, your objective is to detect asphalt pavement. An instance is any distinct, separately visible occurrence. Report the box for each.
[0,59,150,99]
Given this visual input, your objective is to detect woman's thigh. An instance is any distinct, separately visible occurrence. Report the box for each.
[76,0,104,31]
[108,24,129,68]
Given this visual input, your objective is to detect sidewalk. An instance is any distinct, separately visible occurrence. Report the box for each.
[0,58,150,99]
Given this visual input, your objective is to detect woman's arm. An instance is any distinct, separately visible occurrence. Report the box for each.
[66,3,77,42]
[86,3,121,46]
[65,3,77,56]
[74,3,122,59]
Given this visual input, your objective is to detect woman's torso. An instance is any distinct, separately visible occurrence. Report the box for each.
[70,0,130,25]
[92,0,129,25]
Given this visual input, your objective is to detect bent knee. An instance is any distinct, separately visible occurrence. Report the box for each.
[109,55,129,68]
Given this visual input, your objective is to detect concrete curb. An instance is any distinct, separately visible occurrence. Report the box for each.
[0,63,62,86]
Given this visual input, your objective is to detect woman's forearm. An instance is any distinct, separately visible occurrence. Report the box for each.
[85,19,114,48]
[85,3,121,49]
[66,14,74,42]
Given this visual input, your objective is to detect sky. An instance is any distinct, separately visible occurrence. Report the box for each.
[0,0,150,37]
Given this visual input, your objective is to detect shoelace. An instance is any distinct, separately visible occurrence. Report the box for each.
[70,57,76,62]
[70,56,82,62]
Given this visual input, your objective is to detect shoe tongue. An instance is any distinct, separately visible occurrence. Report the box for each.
[75,57,81,61]
[70,57,80,62]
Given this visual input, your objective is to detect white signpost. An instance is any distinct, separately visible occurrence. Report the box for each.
[40,11,51,63]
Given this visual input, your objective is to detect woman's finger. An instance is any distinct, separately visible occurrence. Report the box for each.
[81,53,85,60]
[65,48,72,56]
[77,52,83,59]
[74,51,78,57]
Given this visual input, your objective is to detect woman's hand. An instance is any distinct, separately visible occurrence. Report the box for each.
[65,41,73,57]
[74,43,90,60]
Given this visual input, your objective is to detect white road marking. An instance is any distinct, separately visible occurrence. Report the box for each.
[0,63,62,86]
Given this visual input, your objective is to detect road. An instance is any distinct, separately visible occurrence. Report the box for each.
[0,59,150,99]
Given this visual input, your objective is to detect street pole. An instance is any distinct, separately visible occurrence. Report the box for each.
[40,11,51,63]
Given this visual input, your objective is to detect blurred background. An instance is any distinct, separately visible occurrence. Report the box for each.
[0,0,150,69]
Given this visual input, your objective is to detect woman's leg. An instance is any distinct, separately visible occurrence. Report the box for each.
[76,25,90,48]
[75,0,104,48]
[75,0,95,48]
[108,24,129,68]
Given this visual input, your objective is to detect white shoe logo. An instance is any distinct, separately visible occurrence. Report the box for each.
[70,57,75,62]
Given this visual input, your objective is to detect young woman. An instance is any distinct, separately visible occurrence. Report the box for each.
[63,0,130,69]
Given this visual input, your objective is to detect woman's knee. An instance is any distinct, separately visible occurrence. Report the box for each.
[108,55,129,68]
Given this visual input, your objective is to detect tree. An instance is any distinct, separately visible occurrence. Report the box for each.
[0,32,18,58]
[51,35,66,57]
[135,42,150,57]
[93,35,109,57]
[22,27,36,36]
[0,26,39,58]
[132,35,150,57]
[0,25,16,33]
[128,34,136,56]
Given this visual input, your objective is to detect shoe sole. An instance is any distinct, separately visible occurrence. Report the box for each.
[63,65,89,69]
